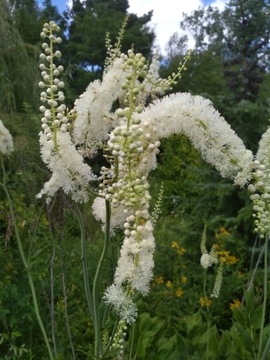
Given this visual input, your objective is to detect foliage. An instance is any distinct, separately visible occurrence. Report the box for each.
[64,0,155,100]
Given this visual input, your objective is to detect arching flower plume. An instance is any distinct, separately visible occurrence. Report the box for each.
[136,93,253,186]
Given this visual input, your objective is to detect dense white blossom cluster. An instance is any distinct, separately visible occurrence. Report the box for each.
[248,128,270,238]
[0,120,14,156]
[38,21,254,323]
[136,93,253,187]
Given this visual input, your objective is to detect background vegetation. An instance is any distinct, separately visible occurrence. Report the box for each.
[0,0,269,358]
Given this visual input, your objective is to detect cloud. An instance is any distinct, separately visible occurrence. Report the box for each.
[128,0,227,54]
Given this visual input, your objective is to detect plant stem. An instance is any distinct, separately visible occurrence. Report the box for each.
[75,203,94,319]
[59,229,76,359]
[102,319,120,357]
[49,220,57,356]
[261,331,270,360]
[92,199,111,358]
[0,162,54,360]
[129,323,135,360]
[257,236,268,360]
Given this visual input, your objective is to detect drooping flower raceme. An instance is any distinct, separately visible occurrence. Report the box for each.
[136,93,253,187]
[0,120,14,156]
[38,21,253,323]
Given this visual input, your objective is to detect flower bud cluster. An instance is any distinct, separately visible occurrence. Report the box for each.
[110,319,127,356]
[211,262,223,299]
[120,50,147,112]
[120,49,190,104]
[151,182,164,226]
[99,115,159,206]
[248,160,270,238]
[39,21,69,141]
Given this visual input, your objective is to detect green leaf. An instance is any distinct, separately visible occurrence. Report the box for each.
[186,311,203,334]
[251,304,263,330]
[233,307,247,328]
[244,288,256,315]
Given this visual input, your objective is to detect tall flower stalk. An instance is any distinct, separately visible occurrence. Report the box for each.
[248,127,270,360]
[37,21,253,358]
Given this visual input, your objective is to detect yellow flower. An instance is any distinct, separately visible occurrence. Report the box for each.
[155,276,164,284]
[177,247,186,256]
[230,298,241,311]
[171,241,186,255]
[180,275,187,284]
[215,227,230,241]
[220,227,230,236]
[176,288,184,298]
[171,241,178,248]
[200,296,212,308]
[165,280,173,288]
[218,250,238,265]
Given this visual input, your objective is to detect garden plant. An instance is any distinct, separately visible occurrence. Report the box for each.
[0,19,270,360]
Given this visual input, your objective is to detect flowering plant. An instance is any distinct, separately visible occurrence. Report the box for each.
[36,21,254,358]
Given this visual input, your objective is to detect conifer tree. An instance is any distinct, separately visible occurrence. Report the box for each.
[64,0,155,98]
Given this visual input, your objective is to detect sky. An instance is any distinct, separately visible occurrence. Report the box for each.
[50,0,227,54]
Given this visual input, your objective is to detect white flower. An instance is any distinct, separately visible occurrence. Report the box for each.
[200,253,217,269]
[92,196,126,231]
[249,128,270,237]
[256,126,270,167]
[103,284,137,324]
[0,120,14,156]
[211,263,224,298]
[113,220,155,295]
[72,57,126,154]
[37,131,96,202]
[136,93,253,186]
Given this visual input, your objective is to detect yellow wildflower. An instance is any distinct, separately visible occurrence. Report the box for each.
[165,280,173,288]
[230,298,241,311]
[218,250,238,265]
[171,241,178,248]
[155,276,164,284]
[180,275,187,284]
[177,247,186,256]
[171,241,186,255]
[200,296,212,308]
[215,227,230,241]
[220,227,230,236]
[176,288,184,298]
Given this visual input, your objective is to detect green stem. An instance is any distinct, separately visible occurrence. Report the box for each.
[1,162,54,360]
[93,199,111,358]
[257,236,268,360]
[59,231,76,359]
[202,269,210,360]
[48,220,57,356]
[129,323,135,360]
[261,331,270,360]
[74,203,94,319]
[102,318,120,357]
